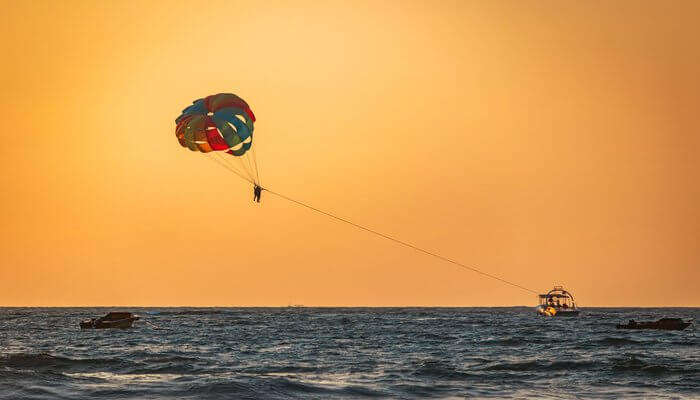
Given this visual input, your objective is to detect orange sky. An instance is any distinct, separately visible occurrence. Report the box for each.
[2,0,698,306]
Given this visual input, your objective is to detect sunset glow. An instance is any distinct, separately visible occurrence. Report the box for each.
[2,0,698,306]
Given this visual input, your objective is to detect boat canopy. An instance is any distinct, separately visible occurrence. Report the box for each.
[538,294,570,299]
[537,286,577,309]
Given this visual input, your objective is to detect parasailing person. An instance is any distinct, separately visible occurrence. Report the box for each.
[253,184,262,203]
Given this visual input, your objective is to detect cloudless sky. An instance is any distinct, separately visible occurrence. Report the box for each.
[2,0,698,306]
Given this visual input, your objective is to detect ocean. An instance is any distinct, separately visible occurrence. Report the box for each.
[1,307,697,399]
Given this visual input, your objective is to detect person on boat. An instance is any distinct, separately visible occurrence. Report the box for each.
[556,299,561,307]
[253,185,262,203]
[562,303,569,309]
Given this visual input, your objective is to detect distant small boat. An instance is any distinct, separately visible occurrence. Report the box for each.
[80,312,140,329]
[616,318,692,331]
[536,285,580,317]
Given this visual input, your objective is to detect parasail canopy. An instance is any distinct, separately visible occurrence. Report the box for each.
[175,93,260,184]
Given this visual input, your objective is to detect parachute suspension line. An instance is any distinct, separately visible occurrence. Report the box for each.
[234,153,256,183]
[247,150,258,185]
[206,152,252,184]
[211,151,249,182]
[227,151,254,182]
[250,145,261,186]
[243,151,257,184]
[214,151,255,183]
[263,188,539,295]
[204,152,254,185]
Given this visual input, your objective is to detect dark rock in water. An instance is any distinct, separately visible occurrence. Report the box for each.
[616,317,692,331]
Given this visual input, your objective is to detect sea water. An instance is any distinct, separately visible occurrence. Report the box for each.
[1,307,698,399]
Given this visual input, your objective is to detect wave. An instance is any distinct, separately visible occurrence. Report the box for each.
[0,353,123,372]
[481,360,539,371]
[155,310,233,316]
[2,352,211,378]
[0,311,32,322]
[183,376,341,399]
[595,337,645,346]
[242,364,322,374]
[141,355,201,363]
[413,332,455,341]
[125,363,205,375]
[482,359,597,372]
[611,355,698,375]
[412,360,476,380]
[481,337,524,346]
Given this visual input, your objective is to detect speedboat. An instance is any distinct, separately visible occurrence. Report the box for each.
[536,285,580,317]
[80,312,140,329]
[616,318,692,331]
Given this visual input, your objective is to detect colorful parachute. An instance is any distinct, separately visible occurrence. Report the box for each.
[175,93,260,184]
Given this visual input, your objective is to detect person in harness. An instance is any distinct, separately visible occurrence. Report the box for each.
[253,184,262,203]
